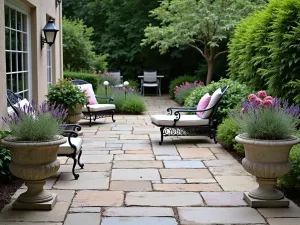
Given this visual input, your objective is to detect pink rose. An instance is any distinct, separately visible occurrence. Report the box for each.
[248,94,257,102]
[241,108,245,113]
[264,96,273,101]
[254,97,263,105]
[263,99,273,106]
[257,91,267,99]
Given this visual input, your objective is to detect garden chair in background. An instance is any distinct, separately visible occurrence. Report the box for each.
[142,70,161,96]
[150,86,229,144]
[109,70,123,88]
[6,89,84,180]
[71,79,116,126]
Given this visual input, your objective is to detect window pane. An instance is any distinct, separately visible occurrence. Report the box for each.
[23,33,27,51]
[6,52,11,73]
[11,30,16,50]
[17,12,21,31]
[12,74,17,92]
[6,74,12,90]
[24,72,28,90]
[22,14,27,32]
[23,53,27,70]
[5,29,10,50]
[18,53,22,71]
[18,73,23,92]
[17,31,22,50]
[12,53,16,72]
[5,6,10,27]
[11,9,16,29]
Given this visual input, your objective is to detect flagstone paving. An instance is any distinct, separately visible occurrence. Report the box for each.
[1,95,300,225]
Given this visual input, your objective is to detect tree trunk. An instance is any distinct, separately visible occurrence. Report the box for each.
[206,60,214,84]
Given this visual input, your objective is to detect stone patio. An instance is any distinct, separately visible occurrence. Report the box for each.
[1,95,300,225]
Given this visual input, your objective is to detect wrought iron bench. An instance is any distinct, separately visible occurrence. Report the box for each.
[71,79,116,126]
[150,86,229,145]
[6,89,84,179]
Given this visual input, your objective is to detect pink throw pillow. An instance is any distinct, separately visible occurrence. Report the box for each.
[196,93,211,118]
[78,84,98,105]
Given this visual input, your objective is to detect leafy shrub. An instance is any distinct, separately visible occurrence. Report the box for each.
[93,54,109,72]
[99,72,118,86]
[185,78,252,124]
[127,79,140,92]
[216,116,244,154]
[169,75,197,99]
[278,132,300,190]
[174,81,204,105]
[64,71,100,93]
[228,0,300,102]
[288,80,300,104]
[0,131,12,183]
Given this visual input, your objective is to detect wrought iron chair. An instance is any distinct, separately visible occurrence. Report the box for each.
[6,89,84,179]
[110,70,123,88]
[71,79,116,126]
[142,70,161,96]
[150,86,229,145]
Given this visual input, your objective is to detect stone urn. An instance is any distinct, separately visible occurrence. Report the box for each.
[66,104,83,124]
[1,135,66,210]
[235,134,300,207]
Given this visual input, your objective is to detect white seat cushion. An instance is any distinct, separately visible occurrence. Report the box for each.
[82,104,116,112]
[150,115,209,126]
[14,98,30,109]
[143,83,159,87]
[7,106,15,115]
[58,137,83,155]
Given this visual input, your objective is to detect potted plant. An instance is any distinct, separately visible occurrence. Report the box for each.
[47,78,88,123]
[1,101,68,210]
[231,91,300,207]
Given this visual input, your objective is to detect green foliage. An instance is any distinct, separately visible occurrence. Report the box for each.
[0,131,12,183]
[278,132,300,190]
[64,71,100,93]
[47,79,88,110]
[185,78,252,123]
[288,80,300,104]
[142,0,265,83]
[169,75,197,99]
[127,80,140,92]
[175,87,198,105]
[93,54,109,72]
[228,0,300,102]
[63,17,96,71]
[216,116,244,154]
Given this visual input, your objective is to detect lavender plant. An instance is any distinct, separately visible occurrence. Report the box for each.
[2,101,68,141]
[231,91,300,140]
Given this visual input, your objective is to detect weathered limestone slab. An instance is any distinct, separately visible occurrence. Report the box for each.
[67,155,113,164]
[258,202,300,218]
[2,223,62,225]
[106,143,123,148]
[162,179,186,184]
[114,154,154,161]
[106,140,150,144]
[80,150,109,155]
[163,160,205,168]
[160,169,213,179]
[177,148,216,160]
[101,217,177,225]
[215,153,235,160]
[110,181,152,191]
[215,176,257,191]
[120,135,149,140]
[113,161,163,168]
[64,213,101,225]
[112,126,133,131]
[59,163,111,172]
[152,143,179,156]
[178,207,265,224]
[54,172,109,190]
[268,218,300,225]
[72,191,124,207]
[156,156,181,160]
[209,164,249,176]
[103,207,174,217]
[110,150,124,155]
[186,178,216,183]
[125,150,153,154]
[111,169,160,181]
[126,192,203,206]
[203,159,240,167]
[69,207,101,213]
[153,183,222,192]
[208,146,228,153]
[201,192,247,206]
[122,143,152,150]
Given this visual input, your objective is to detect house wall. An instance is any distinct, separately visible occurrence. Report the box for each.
[0,0,63,129]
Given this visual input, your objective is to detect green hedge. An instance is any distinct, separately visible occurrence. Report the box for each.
[228,0,300,102]
[185,78,252,124]
[64,71,100,93]
[169,75,197,99]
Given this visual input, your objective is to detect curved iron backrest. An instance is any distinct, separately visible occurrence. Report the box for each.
[71,79,89,85]
[207,85,229,121]
[7,89,24,115]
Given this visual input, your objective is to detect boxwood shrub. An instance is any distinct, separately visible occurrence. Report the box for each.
[184,78,252,124]
[169,75,197,99]
[64,71,100,93]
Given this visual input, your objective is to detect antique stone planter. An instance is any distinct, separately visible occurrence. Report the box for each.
[66,104,83,124]
[235,134,300,208]
[1,135,66,210]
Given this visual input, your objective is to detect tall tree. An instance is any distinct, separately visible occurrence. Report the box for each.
[142,0,265,84]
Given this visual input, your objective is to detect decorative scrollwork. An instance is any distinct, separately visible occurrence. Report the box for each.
[162,127,211,137]
[167,108,173,115]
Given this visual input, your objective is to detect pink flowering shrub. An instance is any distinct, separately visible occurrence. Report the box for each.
[99,71,118,86]
[174,81,204,105]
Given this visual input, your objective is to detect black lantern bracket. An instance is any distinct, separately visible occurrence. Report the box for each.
[56,0,61,7]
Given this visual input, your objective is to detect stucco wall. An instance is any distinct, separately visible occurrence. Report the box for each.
[0,0,63,129]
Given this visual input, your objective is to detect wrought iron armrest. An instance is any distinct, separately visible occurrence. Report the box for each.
[62,124,81,132]
[62,130,79,150]
[167,107,196,115]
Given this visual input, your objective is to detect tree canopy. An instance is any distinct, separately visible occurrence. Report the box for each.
[142,0,265,84]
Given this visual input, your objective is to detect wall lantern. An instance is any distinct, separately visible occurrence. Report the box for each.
[41,18,59,48]
[56,0,61,7]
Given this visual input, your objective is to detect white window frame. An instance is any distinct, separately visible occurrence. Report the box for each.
[47,45,53,90]
[4,0,32,100]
